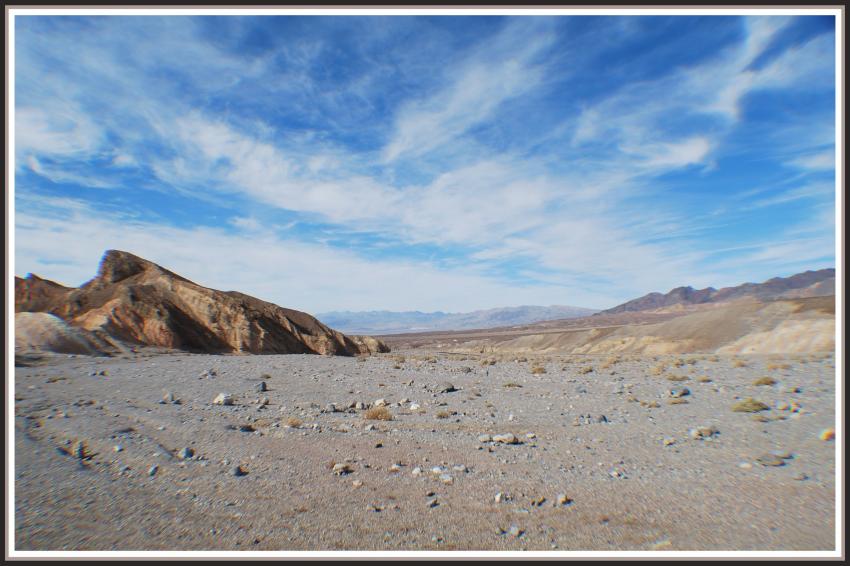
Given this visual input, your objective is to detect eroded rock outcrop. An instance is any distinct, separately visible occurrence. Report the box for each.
[15,250,389,356]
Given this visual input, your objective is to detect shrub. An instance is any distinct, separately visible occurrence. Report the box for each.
[285,417,303,428]
[530,365,547,375]
[752,376,777,386]
[731,398,769,412]
[365,406,393,421]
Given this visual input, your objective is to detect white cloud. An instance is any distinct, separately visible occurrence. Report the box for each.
[14,199,611,312]
[15,106,103,158]
[382,19,557,162]
[790,150,835,171]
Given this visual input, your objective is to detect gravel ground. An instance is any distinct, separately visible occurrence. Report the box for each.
[13,350,837,551]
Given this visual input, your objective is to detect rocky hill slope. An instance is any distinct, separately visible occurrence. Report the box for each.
[15,250,388,356]
[600,268,835,315]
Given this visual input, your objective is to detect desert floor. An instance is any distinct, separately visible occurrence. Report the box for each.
[13,349,837,551]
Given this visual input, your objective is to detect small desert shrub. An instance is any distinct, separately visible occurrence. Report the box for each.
[515,356,528,363]
[667,374,688,382]
[766,362,791,371]
[480,358,497,366]
[753,376,777,386]
[260,373,272,379]
[392,355,406,363]
[672,358,686,368]
[577,366,594,375]
[707,355,720,362]
[285,417,303,428]
[600,356,621,370]
[697,376,713,383]
[667,398,689,405]
[651,363,667,376]
[530,365,547,375]
[365,406,393,421]
[731,398,770,413]
[684,357,699,365]
[732,359,748,368]
[503,382,523,389]
[435,411,451,419]
[393,364,403,370]
[640,400,661,408]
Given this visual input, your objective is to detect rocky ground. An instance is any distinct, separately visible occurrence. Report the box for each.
[13,349,837,551]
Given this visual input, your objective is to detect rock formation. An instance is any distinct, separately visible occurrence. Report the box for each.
[15,250,389,356]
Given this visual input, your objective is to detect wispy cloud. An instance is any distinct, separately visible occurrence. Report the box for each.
[13,14,837,311]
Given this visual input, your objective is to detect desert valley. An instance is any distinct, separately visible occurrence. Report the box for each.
[12,250,837,551]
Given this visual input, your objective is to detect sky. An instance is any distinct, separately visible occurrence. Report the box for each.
[12,13,838,313]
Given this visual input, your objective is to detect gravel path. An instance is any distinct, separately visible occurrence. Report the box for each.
[13,350,837,550]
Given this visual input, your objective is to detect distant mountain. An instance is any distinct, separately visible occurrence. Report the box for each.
[600,268,836,315]
[317,305,599,335]
[16,250,388,356]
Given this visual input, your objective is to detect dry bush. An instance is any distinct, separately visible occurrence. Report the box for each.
[672,358,686,368]
[766,362,791,371]
[651,363,667,376]
[530,365,547,375]
[732,359,748,368]
[667,398,689,405]
[435,411,451,419]
[365,406,393,421]
[697,376,713,383]
[753,376,777,386]
[600,356,621,370]
[667,374,688,382]
[480,358,497,367]
[503,382,523,389]
[731,398,770,412]
[577,366,594,375]
[285,417,303,428]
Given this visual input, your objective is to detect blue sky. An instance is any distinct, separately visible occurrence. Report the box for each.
[13,14,837,313]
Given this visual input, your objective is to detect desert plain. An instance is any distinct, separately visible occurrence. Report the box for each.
[13,345,836,551]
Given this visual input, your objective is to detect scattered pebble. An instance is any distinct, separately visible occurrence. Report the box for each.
[332,463,352,475]
[819,428,835,441]
[213,393,234,406]
[555,493,572,506]
[689,425,718,440]
[756,453,786,467]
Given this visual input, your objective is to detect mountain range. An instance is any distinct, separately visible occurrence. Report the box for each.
[317,305,599,335]
[599,268,836,315]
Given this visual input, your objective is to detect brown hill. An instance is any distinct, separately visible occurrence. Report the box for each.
[402,296,834,356]
[600,268,835,315]
[15,250,389,356]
